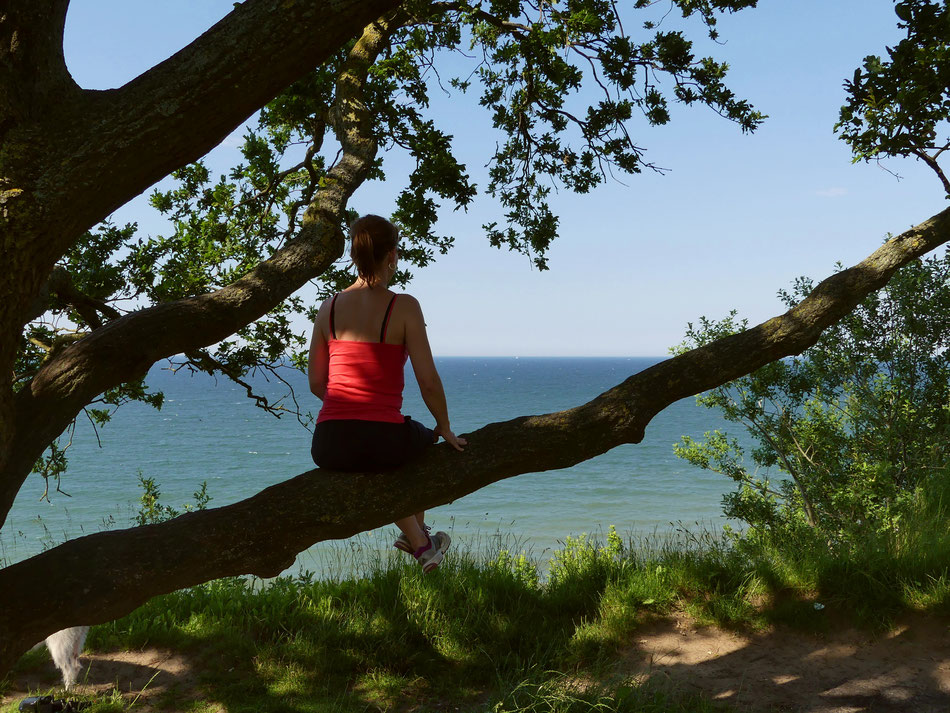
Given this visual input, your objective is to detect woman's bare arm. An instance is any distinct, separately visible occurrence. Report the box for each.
[307,300,331,400]
[403,296,466,451]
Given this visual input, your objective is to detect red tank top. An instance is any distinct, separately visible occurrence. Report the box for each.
[316,294,407,424]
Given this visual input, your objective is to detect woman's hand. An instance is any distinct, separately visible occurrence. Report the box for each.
[434,424,467,451]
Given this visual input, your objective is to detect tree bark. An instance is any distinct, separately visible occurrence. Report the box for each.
[0,0,74,116]
[0,0,77,540]
[51,0,400,251]
[1,205,947,676]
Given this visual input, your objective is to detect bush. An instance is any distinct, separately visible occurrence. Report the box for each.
[675,247,950,551]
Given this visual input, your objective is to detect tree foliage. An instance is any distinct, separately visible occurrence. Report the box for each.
[838,0,950,195]
[676,250,950,547]
[18,0,765,486]
[7,0,950,668]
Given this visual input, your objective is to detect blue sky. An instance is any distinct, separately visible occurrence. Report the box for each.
[63,1,948,356]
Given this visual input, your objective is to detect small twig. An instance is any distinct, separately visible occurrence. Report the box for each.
[874,156,904,182]
[705,463,786,500]
[183,349,288,419]
[434,2,531,33]
[911,147,950,196]
[257,362,314,431]
[229,159,309,211]
[610,0,625,39]
[931,140,950,161]
[82,407,104,449]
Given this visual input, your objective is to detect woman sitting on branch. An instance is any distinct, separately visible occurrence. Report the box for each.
[308,214,466,573]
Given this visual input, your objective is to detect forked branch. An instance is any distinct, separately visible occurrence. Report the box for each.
[911,148,950,197]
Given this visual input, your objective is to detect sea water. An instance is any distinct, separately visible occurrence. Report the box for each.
[1,357,748,574]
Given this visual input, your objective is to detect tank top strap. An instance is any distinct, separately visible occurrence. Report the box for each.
[379,294,398,343]
[329,294,339,339]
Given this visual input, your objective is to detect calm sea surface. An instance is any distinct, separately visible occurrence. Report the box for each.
[2,357,749,574]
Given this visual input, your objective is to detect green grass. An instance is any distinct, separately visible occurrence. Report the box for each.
[9,529,729,712]
[9,488,950,712]
[494,674,726,713]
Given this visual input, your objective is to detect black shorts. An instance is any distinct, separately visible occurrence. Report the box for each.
[311,416,435,471]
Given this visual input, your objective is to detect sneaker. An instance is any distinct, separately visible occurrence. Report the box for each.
[394,524,431,554]
[414,531,451,574]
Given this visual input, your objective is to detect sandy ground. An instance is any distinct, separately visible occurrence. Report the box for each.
[2,649,208,712]
[4,616,950,712]
[622,614,950,712]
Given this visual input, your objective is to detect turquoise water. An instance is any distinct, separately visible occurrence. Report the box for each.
[1,357,746,574]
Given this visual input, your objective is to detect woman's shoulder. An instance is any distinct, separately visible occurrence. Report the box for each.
[394,292,419,305]
[393,293,424,315]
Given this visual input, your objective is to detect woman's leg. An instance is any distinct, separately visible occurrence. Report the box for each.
[393,419,436,551]
[395,515,429,550]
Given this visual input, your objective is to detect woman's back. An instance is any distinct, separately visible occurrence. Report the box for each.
[317,288,407,424]
[307,212,464,453]
[328,288,406,345]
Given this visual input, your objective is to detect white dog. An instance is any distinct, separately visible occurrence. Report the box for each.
[33,626,90,690]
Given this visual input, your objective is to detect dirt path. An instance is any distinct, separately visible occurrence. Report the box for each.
[2,649,206,712]
[622,614,950,712]
[5,616,950,712]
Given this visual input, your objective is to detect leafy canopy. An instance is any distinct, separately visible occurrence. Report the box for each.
[20,0,765,492]
[837,0,950,194]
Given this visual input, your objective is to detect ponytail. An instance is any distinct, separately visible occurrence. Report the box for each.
[349,215,399,286]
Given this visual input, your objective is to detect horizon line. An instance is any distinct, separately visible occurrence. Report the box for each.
[430,354,668,359]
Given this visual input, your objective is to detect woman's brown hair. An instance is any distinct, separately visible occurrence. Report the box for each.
[350,215,398,286]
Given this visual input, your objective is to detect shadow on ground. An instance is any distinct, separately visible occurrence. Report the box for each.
[622,613,950,713]
[2,649,200,711]
[7,612,950,712]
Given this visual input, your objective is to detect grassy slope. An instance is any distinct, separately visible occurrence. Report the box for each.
[6,509,950,713]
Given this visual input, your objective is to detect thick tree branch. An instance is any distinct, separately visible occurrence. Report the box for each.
[2,206,949,674]
[55,0,403,243]
[312,10,400,215]
[0,0,405,363]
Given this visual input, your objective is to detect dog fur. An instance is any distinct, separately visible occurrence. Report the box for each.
[33,626,90,690]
